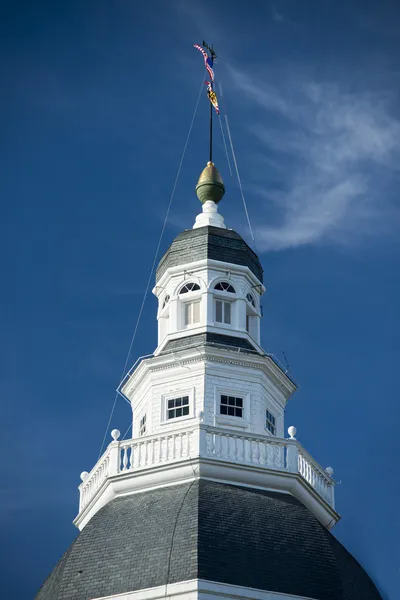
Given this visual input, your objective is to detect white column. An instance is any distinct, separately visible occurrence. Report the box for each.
[205,292,215,326]
[169,298,179,333]
[237,298,247,332]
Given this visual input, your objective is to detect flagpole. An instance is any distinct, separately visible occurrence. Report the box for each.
[209,99,213,163]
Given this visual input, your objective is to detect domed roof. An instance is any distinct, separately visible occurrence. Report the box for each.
[156,225,263,283]
[37,481,382,600]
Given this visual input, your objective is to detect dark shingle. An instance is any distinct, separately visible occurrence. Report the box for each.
[36,481,383,600]
[160,332,260,355]
[156,226,263,283]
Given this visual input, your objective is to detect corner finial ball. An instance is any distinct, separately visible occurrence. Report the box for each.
[325,466,334,477]
[111,429,120,441]
[80,471,89,481]
[288,426,297,439]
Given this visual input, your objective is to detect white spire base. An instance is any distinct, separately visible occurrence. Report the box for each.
[193,201,226,229]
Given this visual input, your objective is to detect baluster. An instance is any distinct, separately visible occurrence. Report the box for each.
[216,433,222,457]
[122,447,128,471]
[163,436,168,461]
[165,436,170,461]
[250,440,255,464]
[143,441,147,466]
[233,436,238,461]
[205,431,211,455]
[273,444,278,467]
[277,444,283,468]
[186,431,191,457]
[170,434,174,460]
[158,437,162,463]
[227,435,232,459]
[134,443,139,469]
[223,435,229,459]
[259,440,266,465]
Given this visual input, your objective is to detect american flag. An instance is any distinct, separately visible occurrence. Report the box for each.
[193,44,215,81]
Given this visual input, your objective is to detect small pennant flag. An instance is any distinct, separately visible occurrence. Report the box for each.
[206,81,220,114]
[193,43,215,81]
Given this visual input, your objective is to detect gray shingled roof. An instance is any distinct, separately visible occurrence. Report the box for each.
[36,481,382,600]
[156,226,263,283]
[160,332,261,355]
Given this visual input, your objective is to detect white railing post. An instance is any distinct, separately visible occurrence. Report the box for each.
[108,429,121,476]
[325,467,335,510]
[189,424,203,459]
[286,426,299,473]
[198,424,207,458]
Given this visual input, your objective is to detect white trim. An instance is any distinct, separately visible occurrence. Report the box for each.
[160,387,195,425]
[121,346,296,403]
[214,386,250,428]
[74,449,339,531]
[154,259,266,296]
[93,577,318,600]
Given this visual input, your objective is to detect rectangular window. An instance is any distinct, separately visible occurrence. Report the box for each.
[184,301,200,327]
[167,396,190,420]
[220,394,243,418]
[266,409,276,435]
[246,313,250,332]
[139,414,146,437]
[215,300,231,325]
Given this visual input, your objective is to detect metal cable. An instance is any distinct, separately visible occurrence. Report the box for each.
[97,77,205,458]
[224,113,257,252]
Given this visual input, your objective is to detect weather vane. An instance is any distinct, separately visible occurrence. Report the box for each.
[193,41,220,162]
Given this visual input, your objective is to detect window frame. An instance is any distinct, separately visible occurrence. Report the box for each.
[177,281,202,330]
[265,408,277,436]
[161,388,195,425]
[179,281,201,295]
[220,394,244,418]
[213,281,236,329]
[162,294,170,310]
[182,298,201,329]
[214,386,250,428]
[214,281,236,294]
[215,298,232,325]
[138,413,147,437]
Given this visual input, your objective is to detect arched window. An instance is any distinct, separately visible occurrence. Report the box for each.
[214,282,235,325]
[179,282,201,329]
[162,294,170,309]
[179,282,200,294]
[214,281,236,293]
[246,293,256,307]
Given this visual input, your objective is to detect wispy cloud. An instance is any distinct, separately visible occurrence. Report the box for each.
[271,4,284,22]
[228,67,400,251]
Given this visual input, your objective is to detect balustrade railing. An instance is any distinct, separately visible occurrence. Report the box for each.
[78,424,335,513]
[79,452,110,511]
[119,429,193,472]
[204,427,287,470]
[298,448,335,507]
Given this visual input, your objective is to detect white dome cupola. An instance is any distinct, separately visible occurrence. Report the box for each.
[154,162,265,355]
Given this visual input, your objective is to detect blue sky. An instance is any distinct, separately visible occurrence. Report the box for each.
[1,1,399,598]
